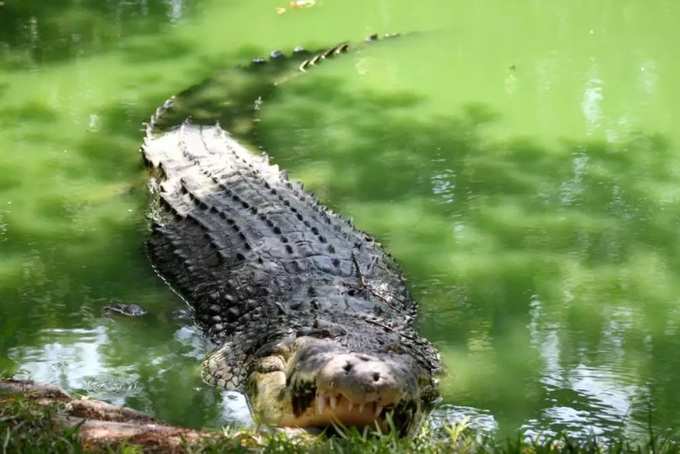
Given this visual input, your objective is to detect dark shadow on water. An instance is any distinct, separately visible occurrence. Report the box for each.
[120,37,196,65]
[0,102,58,125]
[0,0,206,69]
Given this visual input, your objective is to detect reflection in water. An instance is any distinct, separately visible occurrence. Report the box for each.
[10,327,142,407]
[0,0,197,68]
[172,323,253,426]
[431,167,456,205]
[0,211,7,241]
[166,0,185,23]
[527,295,648,439]
[528,295,561,389]
[504,66,518,95]
[9,321,254,427]
[582,71,604,135]
[221,391,254,427]
[88,113,101,132]
[559,151,589,207]
[639,60,658,97]
[174,325,210,360]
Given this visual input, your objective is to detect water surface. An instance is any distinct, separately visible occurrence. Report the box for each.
[1,0,679,441]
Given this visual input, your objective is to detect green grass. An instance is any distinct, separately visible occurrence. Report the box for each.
[1,395,680,454]
[0,396,84,454]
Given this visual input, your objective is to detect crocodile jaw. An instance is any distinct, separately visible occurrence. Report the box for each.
[279,393,398,428]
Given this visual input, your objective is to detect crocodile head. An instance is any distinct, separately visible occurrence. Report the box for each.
[238,333,439,434]
[201,293,440,433]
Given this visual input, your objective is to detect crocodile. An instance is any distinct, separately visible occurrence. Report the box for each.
[103,302,147,317]
[141,36,441,434]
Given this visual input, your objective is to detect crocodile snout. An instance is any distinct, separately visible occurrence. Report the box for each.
[316,353,404,407]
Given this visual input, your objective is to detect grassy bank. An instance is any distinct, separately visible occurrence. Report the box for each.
[1,394,679,454]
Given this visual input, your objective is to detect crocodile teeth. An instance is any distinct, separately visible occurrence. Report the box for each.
[330,395,338,410]
[347,401,354,412]
[317,395,326,414]
[374,403,383,418]
[358,403,365,413]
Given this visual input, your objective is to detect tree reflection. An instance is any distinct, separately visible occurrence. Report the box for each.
[0,0,200,68]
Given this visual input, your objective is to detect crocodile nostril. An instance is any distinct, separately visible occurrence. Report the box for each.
[372,372,380,382]
[343,362,353,373]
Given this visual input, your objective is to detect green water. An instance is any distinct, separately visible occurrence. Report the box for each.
[2,0,680,441]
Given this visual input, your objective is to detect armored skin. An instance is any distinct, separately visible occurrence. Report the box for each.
[142,39,441,434]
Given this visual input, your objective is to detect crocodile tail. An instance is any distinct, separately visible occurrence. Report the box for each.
[294,33,402,74]
[142,33,399,142]
[145,96,175,139]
